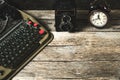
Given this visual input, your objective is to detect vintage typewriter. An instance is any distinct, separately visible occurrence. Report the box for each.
[0,0,53,80]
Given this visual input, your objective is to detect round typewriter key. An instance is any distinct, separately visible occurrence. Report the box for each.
[11,57,15,60]
[34,23,38,27]
[3,64,7,67]
[39,29,45,35]
[26,44,29,47]
[2,58,5,62]
[19,50,22,53]
[22,47,25,50]
[28,21,32,25]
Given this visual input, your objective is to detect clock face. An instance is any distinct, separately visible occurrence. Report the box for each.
[90,11,108,28]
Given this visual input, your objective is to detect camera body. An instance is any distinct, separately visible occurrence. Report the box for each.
[55,0,76,32]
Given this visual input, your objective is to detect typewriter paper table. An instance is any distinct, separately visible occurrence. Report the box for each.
[11,10,120,80]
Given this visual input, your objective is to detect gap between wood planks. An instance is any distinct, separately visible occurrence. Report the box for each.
[14,61,120,79]
[13,77,119,80]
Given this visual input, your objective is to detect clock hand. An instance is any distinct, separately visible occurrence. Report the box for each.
[93,18,98,21]
[98,14,100,20]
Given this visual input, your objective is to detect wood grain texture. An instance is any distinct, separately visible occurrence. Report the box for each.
[14,61,120,79]
[13,10,120,80]
[13,78,119,80]
[33,46,120,61]
[25,10,120,19]
[50,32,120,46]
[13,32,120,80]
[13,77,119,80]
[24,10,120,32]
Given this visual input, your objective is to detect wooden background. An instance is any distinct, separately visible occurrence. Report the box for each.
[10,10,120,80]
[7,0,120,80]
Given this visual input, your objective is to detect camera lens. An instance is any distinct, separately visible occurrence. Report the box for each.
[60,21,73,31]
[62,15,71,22]
[59,14,73,31]
[61,23,72,31]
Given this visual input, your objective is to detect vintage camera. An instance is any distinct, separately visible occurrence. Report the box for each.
[54,0,76,32]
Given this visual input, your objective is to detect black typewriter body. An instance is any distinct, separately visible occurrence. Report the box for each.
[0,20,53,80]
[0,0,53,80]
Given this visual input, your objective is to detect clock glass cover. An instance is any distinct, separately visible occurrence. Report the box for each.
[90,10,108,28]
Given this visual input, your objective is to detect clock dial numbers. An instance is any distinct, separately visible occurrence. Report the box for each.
[89,10,108,28]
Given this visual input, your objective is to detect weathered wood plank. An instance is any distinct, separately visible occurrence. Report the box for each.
[12,32,120,80]
[33,46,120,61]
[13,32,120,79]
[32,32,120,61]
[37,19,120,32]
[13,77,119,80]
[14,61,120,78]
[24,10,120,32]
[36,19,120,32]
[13,77,36,80]
[25,10,120,19]
[49,32,120,46]
[11,10,120,80]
